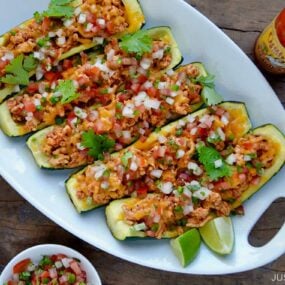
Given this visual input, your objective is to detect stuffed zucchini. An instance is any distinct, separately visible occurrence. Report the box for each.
[0,0,145,102]
[65,102,252,212]
[27,62,213,170]
[0,26,182,136]
[105,124,285,240]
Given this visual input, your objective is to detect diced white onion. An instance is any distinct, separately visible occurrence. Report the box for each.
[27,264,36,272]
[36,66,44,80]
[13,85,20,93]
[34,99,41,106]
[1,52,14,61]
[134,91,147,106]
[139,128,145,135]
[130,161,138,171]
[61,257,72,268]
[140,58,152,70]
[152,49,164,60]
[158,135,167,144]
[85,22,94,32]
[57,36,66,46]
[55,261,63,269]
[221,114,229,125]
[78,13,87,24]
[122,103,135,118]
[214,159,223,168]
[33,51,44,60]
[170,91,178,97]
[49,268,58,279]
[166,69,174,76]
[48,31,56,38]
[96,18,106,28]
[160,182,173,194]
[176,149,185,159]
[244,154,252,161]
[93,37,104,45]
[226,154,236,165]
[107,49,115,61]
[187,162,203,176]
[55,29,63,37]
[166,97,174,105]
[122,130,131,139]
[150,169,163,178]
[143,80,153,89]
[158,81,168,90]
[190,127,198,135]
[183,188,192,198]
[64,19,74,27]
[153,214,161,223]
[217,127,226,141]
[144,98,161,110]
[183,204,194,215]
[76,143,86,151]
[74,6,81,16]
[101,181,110,189]
[89,110,99,121]
[187,114,195,123]
[193,187,212,200]
[74,106,87,119]
[92,164,107,180]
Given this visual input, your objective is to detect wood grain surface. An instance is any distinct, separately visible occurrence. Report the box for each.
[0,1,284,284]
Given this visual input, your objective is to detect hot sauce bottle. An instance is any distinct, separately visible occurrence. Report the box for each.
[254,9,285,75]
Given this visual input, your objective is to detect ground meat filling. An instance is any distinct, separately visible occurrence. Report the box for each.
[6,38,172,132]
[40,64,203,168]
[0,0,129,77]
[70,105,276,238]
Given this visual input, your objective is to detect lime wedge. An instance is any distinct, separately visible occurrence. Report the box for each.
[170,229,201,267]
[199,216,234,255]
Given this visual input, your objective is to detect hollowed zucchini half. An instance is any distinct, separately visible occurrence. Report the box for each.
[0,26,182,137]
[65,101,251,213]
[0,0,145,103]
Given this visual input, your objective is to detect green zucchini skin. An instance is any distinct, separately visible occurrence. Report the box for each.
[232,124,285,208]
[0,26,182,137]
[26,62,209,174]
[65,101,251,213]
[0,0,145,103]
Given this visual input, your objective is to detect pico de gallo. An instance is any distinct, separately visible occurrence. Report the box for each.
[0,0,135,88]
[5,29,174,133]
[70,103,277,229]
[3,254,87,285]
[33,62,205,168]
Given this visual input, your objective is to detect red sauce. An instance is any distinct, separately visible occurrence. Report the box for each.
[276,9,285,47]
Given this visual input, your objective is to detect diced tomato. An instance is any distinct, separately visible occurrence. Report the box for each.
[44,71,61,82]
[62,59,73,70]
[242,142,253,150]
[130,83,141,94]
[41,271,50,278]
[276,9,285,47]
[77,74,90,86]
[0,59,9,70]
[214,181,231,191]
[137,186,148,197]
[106,21,115,34]
[86,12,97,24]
[117,92,129,102]
[137,75,148,84]
[13,258,31,273]
[8,281,17,285]
[41,17,51,32]
[70,261,82,275]
[146,87,158,97]
[50,254,67,262]
[27,82,39,94]
[196,127,208,139]
[24,101,36,113]
[67,112,76,127]
[84,66,100,80]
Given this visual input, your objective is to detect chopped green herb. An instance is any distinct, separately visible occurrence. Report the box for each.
[151,223,159,232]
[237,165,243,173]
[1,55,30,85]
[165,46,171,54]
[192,197,199,205]
[55,80,79,104]
[197,144,231,181]
[10,30,16,36]
[19,272,31,281]
[154,126,161,133]
[37,36,50,47]
[176,129,183,136]
[39,256,53,267]
[121,151,133,167]
[177,186,184,194]
[228,134,235,141]
[103,169,111,177]
[81,130,115,160]
[34,11,43,23]
[43,0,74,18]
[50,96,60,104]
[23,55,38,72]
[120,30,153,57]
[67,273,76,284]
[171,84,179,91]
[174,205,183,213]
[43,278,50,284]
[134,110,140,116]
[201,86,223,106]
[36,105,43,111]
[193,74,215,88]
[100,88,109,94]
[116,102,123,109]
[168,139,179,150]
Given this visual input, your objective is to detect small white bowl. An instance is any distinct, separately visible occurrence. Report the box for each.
[0,244,101,285]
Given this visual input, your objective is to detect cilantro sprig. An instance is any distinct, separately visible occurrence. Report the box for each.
[0,55,37,85]
[81,130,115,160]
[193,74,223,106]
[197,144,231,181]
[54,80,79,104]
[35,0,74,21]
[120,30,153,57]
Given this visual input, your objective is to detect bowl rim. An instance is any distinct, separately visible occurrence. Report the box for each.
[0,244,102,285]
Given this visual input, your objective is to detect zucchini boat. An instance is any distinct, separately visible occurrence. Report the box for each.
[0,0,145,102]
[105,124,285,240]
[66,102,251,213]
[27,62,211,170]
[0,26,182,136]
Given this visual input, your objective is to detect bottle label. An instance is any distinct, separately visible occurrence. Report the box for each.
[255,18,285,74]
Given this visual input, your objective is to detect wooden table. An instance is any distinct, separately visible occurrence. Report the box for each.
[1,1,284,284]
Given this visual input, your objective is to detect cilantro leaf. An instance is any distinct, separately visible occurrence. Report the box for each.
[120,30,153,56]
[121,151,133,167]
[197,144,231,181]
[43,0,74,18]
[201,86,223,106]
[1,55,30,85]
[55,80,79,104]
[81,130,115,160]
[23,55,38,71]
[193,74,223,106]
